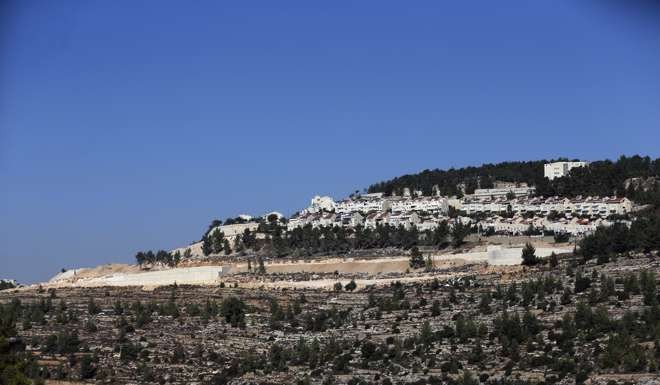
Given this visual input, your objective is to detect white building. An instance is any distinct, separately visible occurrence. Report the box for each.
[390,197,449,214]
[364,212,389,228]
[569,196,632,217]
[460,198,508,215]
[337,212,364,227]
[287,215,308,231]
[471,186,536,200]
[543,218,600,236]
[544,161,588,180]
[287,212,337,230]
[462,195,632,218]
[306,195,336,213]
[389,212,420,228]
[335,197,391,214]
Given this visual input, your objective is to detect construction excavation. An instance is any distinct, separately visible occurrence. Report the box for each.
[43,244,570,289]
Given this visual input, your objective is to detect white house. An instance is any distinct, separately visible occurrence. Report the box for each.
[544,161,588,180]
[389,212,420,228]
[337,212,364,227]
[306,195,336,213]
[287,215,307,231]
[365,212,389,228]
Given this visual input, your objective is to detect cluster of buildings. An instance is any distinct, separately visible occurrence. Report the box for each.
[287,191,632,236]
[216,160,631,237]
[477,216,622,236]
[461,195,632,217]
[284,159,631,236]
[469,183,536,200]
[288,194,451,232]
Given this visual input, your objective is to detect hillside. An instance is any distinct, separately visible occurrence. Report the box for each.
[3,246,660,384]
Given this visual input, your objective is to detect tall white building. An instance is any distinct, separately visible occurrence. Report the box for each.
[544,161,588,180]
[307,195,335,213]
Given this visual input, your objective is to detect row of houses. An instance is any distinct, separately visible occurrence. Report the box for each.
[225,191,632,238]
[460,196,632,217]
[287,210,452,232]
[468,184,536,200]
[307,194,450,216]
[477,216,621,236]
[287,208,613,236]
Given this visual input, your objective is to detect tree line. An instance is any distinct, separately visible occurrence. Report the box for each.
[135,249,188,267]
[200,221,473,258]
[578,212,660,263]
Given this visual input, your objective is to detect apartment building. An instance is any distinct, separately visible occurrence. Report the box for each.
[462,196,632,218]
[335,197,391,214]
[389,212,420,229]
[364,212,390,228]
[390,197,449,214]
[569,196,632,217]
[470,185,536,200]
[544,161,588,180]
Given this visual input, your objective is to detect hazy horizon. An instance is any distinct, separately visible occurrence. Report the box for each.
[2,1,660,284]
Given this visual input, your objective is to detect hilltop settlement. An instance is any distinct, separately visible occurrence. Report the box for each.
[2,155,660,385]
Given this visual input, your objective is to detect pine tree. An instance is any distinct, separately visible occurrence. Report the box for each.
[451,222,470,247]
[521,243,538,266]
[257,256,266,274]
[548,252,559,268]
[409,246,425,269]
[223,239,231,255]
[425,255,434,271]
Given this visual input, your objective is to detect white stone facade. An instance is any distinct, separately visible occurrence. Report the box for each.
[460,196,631,218]
[470,186,536,200]
[544,161,588,180]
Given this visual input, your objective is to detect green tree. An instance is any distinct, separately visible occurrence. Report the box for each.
[79,354,96,379]
[425,255,434,271]
[135,251,146,267]
[409,246,425,269]
[479,293,492,315]
[548,252,559,268]
[223,239,232,255]
[431,300,441,316]
[521,243,538,266]
[87,298,101,315]
[451,222,471,247]
[640,270,658,306]
[220,297,246,328]
[418,321,434,346]
[256,256,266,274]
[172,250,181,266]
[432,221,450,248]
[211,230,225,254]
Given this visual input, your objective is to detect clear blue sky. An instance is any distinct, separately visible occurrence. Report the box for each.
[1,1,659,283]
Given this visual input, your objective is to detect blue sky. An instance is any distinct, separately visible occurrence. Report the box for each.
[1,1,659,283]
